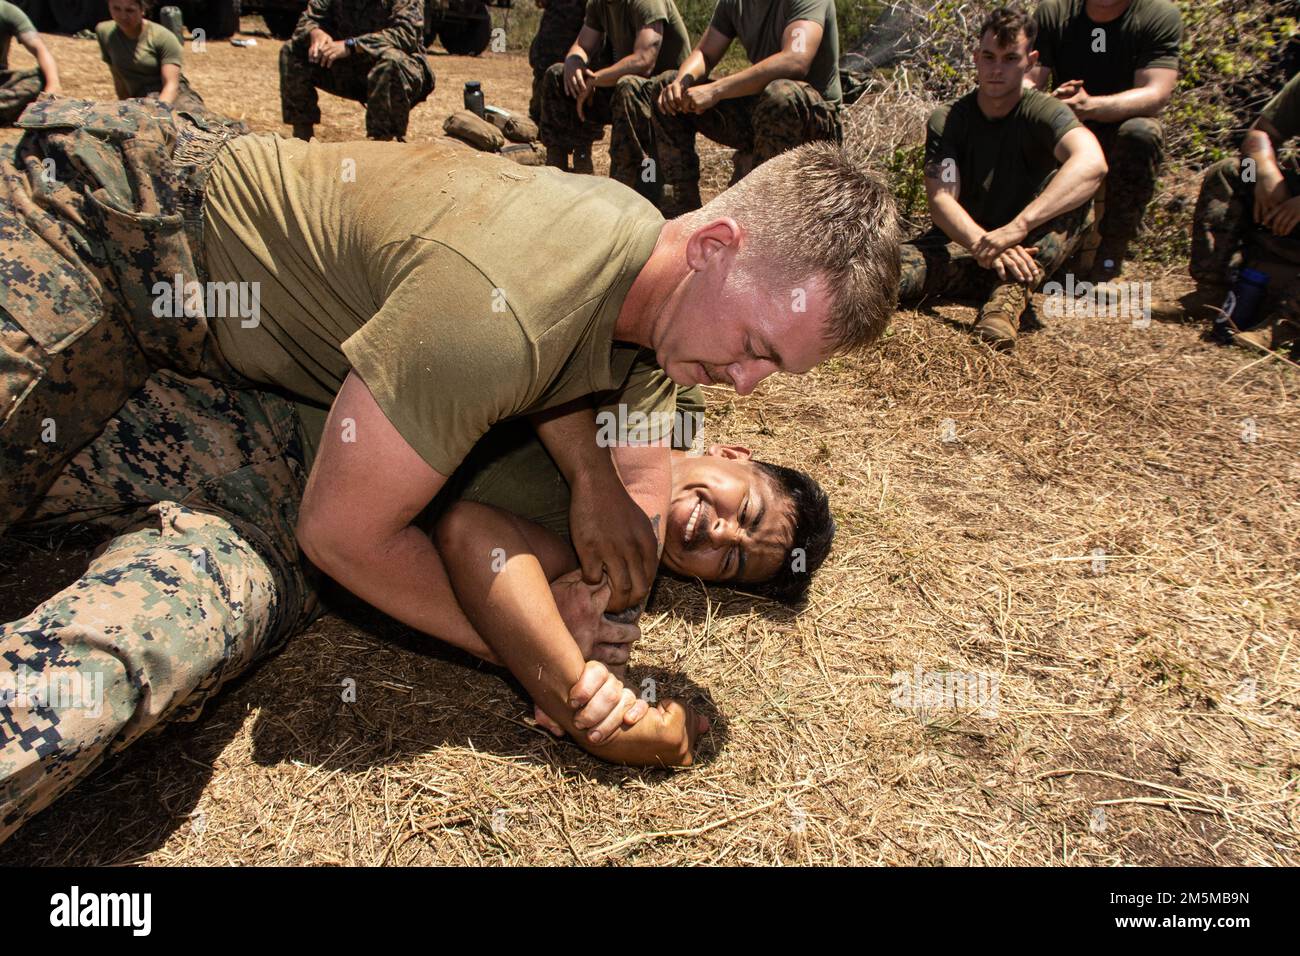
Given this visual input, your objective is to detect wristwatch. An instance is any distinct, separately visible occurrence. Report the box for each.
[344,37,357,51]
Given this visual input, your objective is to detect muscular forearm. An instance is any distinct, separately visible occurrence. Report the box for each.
[1243,129,1286,185]
[437,504,687,765]
[677,48,710,85]
[1013,154,1106,233]
[1077,85,1167,123]
[594,47,658,85]
[929,191,987,251]
[32,44,60,91]
[304,523,501,664]
[709,50,807,101]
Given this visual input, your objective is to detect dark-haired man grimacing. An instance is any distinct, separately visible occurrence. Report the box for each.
[897,7,1106,348]
[434,401,837,766]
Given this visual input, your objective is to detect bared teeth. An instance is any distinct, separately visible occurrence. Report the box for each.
[683,498,702,547]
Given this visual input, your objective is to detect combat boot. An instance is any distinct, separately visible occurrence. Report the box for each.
[571,146,595,175]
[546,148,569,170]
[975,282,1029,349]
[292,123,314,142]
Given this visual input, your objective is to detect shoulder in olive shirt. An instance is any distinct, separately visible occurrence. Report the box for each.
[203,136,668,479]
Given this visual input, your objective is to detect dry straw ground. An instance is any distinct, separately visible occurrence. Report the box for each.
[0,22,1297,866]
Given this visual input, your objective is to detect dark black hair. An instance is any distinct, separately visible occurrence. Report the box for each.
[742,461,836,607]
[979,6,1037,49]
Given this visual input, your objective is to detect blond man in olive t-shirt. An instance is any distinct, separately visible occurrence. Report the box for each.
[198,132,899,760]
[0,0,60,124]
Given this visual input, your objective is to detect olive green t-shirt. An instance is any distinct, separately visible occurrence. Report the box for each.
[1033,0,1181,99]
[709,0,841,105]
[202,135,667,478]
[583,0,690,72]
[925,89,1081,231]
[96,18,184,98]
[1260,73,1300,145]
[0,0,36,73]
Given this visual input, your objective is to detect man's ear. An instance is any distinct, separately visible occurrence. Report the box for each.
[707,443,753,460]
[685,217,743,273]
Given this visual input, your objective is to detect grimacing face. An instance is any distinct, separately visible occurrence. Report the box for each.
[651,220,837,396]
[974,30,1037,98]
[661,446,795,586]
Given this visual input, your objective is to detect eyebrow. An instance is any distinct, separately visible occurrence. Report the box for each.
[735,491,767,580]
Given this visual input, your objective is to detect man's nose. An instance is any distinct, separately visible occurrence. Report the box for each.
[728,361,773,396]
[707,514,741,549]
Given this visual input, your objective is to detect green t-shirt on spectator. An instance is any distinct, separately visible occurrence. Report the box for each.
[583,0,691,73]
[0,0,36,72]
[924,88,1080,231]
[96,18,183,98]
[708,0,841,105]
[1033,0,1181,98]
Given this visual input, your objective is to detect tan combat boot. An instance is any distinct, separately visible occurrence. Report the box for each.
[975,282,1029,349]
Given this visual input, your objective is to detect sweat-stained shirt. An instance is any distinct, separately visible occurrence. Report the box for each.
[0,0,36,73]
[708,0,841,105]
[1033,0,1182,99]
[925,88,1081,230]
[583,0,691,73]
[95,19,184,98]
[201,135,670,479]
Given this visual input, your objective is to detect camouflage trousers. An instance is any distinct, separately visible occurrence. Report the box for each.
[0,69,41,126]
[1190,156,1300,289]
[0,96,246,534]
[898,200,1094,304]
[279,42,434,140]
[528,0,587,123]
[1088,117,1164,263]
[0,370,319,843]
[538,63,649,190]
[630,71,842,194]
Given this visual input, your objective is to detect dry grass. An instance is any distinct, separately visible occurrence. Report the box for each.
[1,25,1298,867]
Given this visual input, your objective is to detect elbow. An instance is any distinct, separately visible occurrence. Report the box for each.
[296,510,351,579]
[432,501,475,561]
[634,53,657,77]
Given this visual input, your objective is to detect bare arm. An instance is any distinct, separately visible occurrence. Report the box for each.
[591,22,664,86]
[530,401,661,610]
[295,371,504,661]
[699,18,822,104]
[1056,66,1177,124]
[437,501,699,766]
[158,62,181,105]
[657,27,730,114]
[924,161,985,251]
[1012,125,1108,233]
[17,31,60,94]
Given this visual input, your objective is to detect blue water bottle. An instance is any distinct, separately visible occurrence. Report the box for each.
[1213,267,1271,342]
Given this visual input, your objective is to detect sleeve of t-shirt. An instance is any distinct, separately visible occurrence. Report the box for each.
[629,0,670,30]
[583,0,605,34]
[594,350,677,445]
[1260,73,1300,144]
[923,103,952,172]
[785,0,831,28]
[1136,1,1181,71]
[1,3,36,36]
[153,25,184,68]
[340,248,539,477]
[709,0,739,40]
[1031,2,1060,73]
[1031,92,1082,156]
[95,23,113,65]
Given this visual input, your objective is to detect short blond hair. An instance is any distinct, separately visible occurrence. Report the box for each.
[681,142,902,353]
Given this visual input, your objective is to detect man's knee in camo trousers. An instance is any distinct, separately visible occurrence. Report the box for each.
[0,69,42,126]
[539,61,611,150]
[750,78,841,164]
